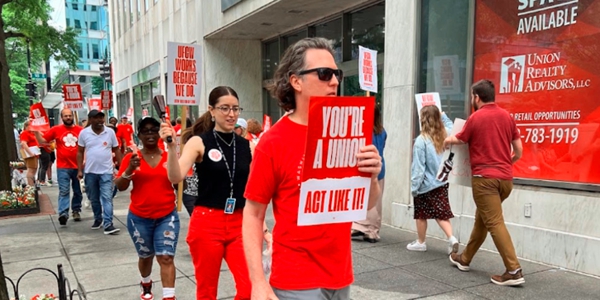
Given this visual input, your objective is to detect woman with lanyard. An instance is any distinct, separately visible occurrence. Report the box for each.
[115,117,180,300]
[161,86,269,300]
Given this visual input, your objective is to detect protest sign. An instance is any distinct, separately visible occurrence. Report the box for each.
[29,103,50,132]
[433,55,461,95]
[62,84,84,110]
[415,92,442,113]
[263,114,272,133]
[167,42,202,105]
[126,107,133,119]
[358,46,378,93]
[298,96,375,226]
[439,118,472,187]
[101,90,113,110]
[88,98,102,111]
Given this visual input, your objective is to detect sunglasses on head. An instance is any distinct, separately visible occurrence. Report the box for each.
[298,68,343,82]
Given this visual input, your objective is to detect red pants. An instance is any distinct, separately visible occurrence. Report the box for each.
[187,206,251,300]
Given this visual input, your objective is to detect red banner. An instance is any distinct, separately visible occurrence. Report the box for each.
[101,90,113,110]
[62,84,84,110]
[474,0,600,185]
[297,96,374,225]
[29,103,50,132]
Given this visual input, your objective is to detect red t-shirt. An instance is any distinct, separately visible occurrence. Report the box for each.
[456,103,520,180]
[43,125,83,169]
[173,124,181,133]
[20,130,39,147]
[244,116,353,290]
[117,151,175,219]
[117,123,134,146]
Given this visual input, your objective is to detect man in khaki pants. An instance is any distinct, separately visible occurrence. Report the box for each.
[444,79,524,286]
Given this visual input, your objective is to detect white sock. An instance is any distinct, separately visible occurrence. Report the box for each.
[141,275,152,284]
[509,268,521,275]
[163,287,175,298]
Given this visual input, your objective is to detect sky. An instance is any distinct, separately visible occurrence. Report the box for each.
[48,0,68,80]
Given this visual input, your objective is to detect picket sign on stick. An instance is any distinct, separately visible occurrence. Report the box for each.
[175,106,189,212]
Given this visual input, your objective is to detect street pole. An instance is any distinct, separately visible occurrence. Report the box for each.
[26,39,33,106]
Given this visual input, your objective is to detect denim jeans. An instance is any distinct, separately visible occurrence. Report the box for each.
[127,209,180,258]
[57,168,83,217]
[85,173,115,229]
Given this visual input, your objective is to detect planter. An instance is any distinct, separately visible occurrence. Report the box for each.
[0,187,39,217]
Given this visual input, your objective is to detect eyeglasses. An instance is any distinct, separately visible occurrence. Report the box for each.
[215,106,243,115]
[298,68,343,82]
[139,128,160,135]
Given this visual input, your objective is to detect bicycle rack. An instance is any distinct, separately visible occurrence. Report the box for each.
[4,264,82,300]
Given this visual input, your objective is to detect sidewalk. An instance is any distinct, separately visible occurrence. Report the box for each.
[1,185,600,300]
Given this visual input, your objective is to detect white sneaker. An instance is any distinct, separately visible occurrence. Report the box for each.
[406,240,427,252]
[448,236,459,254]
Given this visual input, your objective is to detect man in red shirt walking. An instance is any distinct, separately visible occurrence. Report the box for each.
[117,115,134,152]
[444,79,524,286]
[35,109,84,226]
[242,37,382,300]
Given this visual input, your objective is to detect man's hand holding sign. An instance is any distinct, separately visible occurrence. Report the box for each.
[298,96,380,226]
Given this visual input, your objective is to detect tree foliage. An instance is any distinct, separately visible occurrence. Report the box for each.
[0,0,79,191]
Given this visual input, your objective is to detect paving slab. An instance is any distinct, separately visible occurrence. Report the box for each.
[466,268,600,300]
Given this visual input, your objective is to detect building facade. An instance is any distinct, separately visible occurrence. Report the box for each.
[65,0,110,99]
[108,0,600,276]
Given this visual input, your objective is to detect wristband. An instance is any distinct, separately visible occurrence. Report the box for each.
[122,172,135,180]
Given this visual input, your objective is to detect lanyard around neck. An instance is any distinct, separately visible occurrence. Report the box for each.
[212,130,236,198]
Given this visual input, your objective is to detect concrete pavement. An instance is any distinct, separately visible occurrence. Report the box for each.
[2,185,600,299]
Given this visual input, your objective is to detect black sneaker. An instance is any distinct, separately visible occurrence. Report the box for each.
[104,224,120,235]
[58,215,68,226]
[91,220,103,230]
[73,211,82,222]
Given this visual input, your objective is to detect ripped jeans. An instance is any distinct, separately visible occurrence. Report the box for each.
[127,209,180,258]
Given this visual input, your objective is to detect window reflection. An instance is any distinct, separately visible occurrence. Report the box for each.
[315,18,343,62]
[349,3,385,60]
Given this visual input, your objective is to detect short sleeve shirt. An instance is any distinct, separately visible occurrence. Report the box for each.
[78,127,119,174]
[117,123,134,146]
[456,103,520,180]
[244,116,353,290]
[43,125,83,169]
[20,130,39,147]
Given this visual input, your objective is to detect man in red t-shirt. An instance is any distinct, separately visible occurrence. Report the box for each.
[35,108,84,226]
[242,37,382,300]
[444,79,524,286]
[117,115,134,152]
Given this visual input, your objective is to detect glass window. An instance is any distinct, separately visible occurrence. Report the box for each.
[133,86,142,124]
[72,3,79,10]
[77,42,83,58]
[79,76,86,83]
[145,0,149,11]
[130,0,134,25]
[90,22,98,30]
[92,44,99,59]
[84,5,87,11]
[314,18,343,62]
[342,70,384,105]
[281,29,307,54]
[66,18,70,27]
[118,92,131,120]
[92,5,97,11]
[74,19,81,29]
[262,40,279,80]
[349,3,385,60]
[418,0,470,122]
[262,89,283,123]
[137,0,141,19]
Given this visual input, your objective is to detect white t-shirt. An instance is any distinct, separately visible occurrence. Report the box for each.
[78,126,118,174]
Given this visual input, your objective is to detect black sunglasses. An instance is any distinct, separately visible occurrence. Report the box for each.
[297,68,343,82]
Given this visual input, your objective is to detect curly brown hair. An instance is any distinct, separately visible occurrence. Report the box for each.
[266,37,335,111]
[246,119,262,135]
